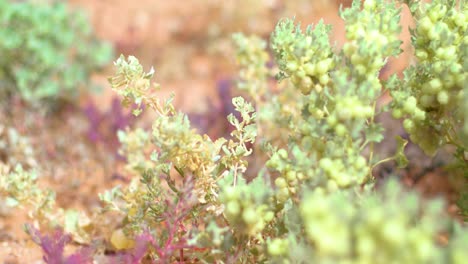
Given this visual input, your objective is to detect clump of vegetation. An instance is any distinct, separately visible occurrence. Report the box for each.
[388,0,467,156]
[0,164,55,225]
[0,0,112,108]
[0,124,36,168]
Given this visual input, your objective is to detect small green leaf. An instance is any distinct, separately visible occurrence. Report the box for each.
[394,136,409,168]
[365,123,385,143]
[248,174,270,201]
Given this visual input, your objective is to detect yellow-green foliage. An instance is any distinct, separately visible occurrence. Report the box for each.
[0,164,54,224]
[388,0,467,156]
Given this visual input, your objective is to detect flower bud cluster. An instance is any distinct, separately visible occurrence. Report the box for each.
[300,189,354,257]
[318,152,368,188]
[341,0,402,92]
[267,238,289,258]
[389,0,467,155]
[271,19,334,95]
[323,95,373,137]
[273,170,303,203]
[299,180,455,263]
[266,148,308,203]
[266,1,404,195]
[220,185,274,236]
[233,33,269,102]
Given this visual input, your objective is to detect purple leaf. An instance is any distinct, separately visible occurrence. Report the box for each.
[25,224,93,264]
[65,247,94,264]
[82,97,137,151]
[83,102,103,143]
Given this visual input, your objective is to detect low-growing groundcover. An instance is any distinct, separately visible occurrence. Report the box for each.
[1,0,467,263]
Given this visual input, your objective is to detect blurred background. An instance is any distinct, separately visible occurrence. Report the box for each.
[68,0,366,112]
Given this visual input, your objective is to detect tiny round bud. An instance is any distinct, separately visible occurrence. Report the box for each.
[392,109,403,119]
[437,91,449,104]
[319,74,330,85]
[320,158,333,171]
[403,97,417,114]
[403,119,415,132]
[419,17,432,33]
[264,211,275,222]
[226,201,241,216]
[223,186,238,201]
[242,207,257,225]
[364,0,376,10]
[354,156,367,169]
[327,115,337,126]
[335,124,347,137]
[416,50,428,60]
[286,61,298,71]
[275,177,287,188]
[304,63,316,75]
[286,171,297,182]
[316,60,329,74]
[413,109,426,121]
[277,149,288,159]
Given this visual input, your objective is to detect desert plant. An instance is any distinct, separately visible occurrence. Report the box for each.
[0,0,112,108]
[386,0,467,218]
[24,224,94,264]
[388,0,467,156]
[0,164,55,225]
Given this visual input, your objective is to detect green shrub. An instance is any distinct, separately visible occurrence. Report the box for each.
[0,0,112,107]
[0,164,55,224]
[388,0,467,156]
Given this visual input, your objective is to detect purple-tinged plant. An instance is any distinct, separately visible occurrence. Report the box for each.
[148,177,208,263]
[83,97,139,153]
[189,79,241,140]
[83,102,102,143]
[24,224,93,264]
[105,175,209,262]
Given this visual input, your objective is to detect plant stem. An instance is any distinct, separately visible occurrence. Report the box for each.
[367,101,378,180]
